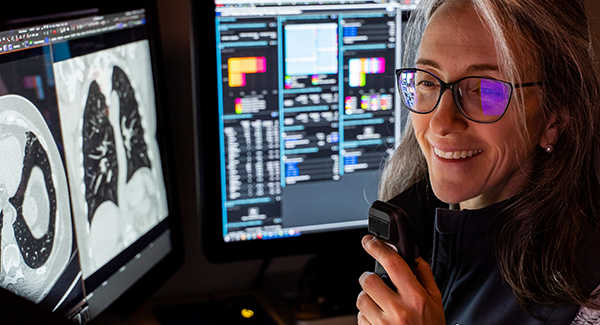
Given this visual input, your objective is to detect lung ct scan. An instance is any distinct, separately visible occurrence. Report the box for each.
[0,95,74,306]
[55,40,168,279]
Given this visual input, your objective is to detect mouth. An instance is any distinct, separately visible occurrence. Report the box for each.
[434,147,482,160]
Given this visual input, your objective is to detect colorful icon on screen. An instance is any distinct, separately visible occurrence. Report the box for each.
[345,96,357,111]
[311,74,319,85]
[349,57,385,87]
[361,95,370,109]
[235,98,243,114]
[360,94,393,111]
[228,57,267,87]
[381,94,391,110]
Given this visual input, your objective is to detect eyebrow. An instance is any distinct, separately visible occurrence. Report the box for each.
[415,59,440,69]
[415,59,499,74]
[467,63,500,73]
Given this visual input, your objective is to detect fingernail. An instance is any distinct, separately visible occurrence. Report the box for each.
[362,235,374,246]
[359,271,373,283]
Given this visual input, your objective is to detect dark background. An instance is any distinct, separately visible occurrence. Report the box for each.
[146,0,600,306]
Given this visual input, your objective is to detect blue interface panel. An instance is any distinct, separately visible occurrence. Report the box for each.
[214,0,406,242]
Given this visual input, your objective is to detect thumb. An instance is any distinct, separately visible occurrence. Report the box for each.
[413,257,442,301]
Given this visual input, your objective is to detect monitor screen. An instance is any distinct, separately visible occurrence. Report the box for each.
[0,1,181,323]
[193,0,415,262]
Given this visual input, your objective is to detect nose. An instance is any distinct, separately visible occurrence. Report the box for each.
[429,88,468,137]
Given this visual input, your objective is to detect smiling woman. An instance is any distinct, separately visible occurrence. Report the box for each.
[410,3,550,210]
[357,0,600,324]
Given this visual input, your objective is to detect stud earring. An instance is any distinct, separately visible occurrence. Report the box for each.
[545,144,554,153]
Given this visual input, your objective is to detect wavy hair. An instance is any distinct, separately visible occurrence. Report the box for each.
[379,0,600,308]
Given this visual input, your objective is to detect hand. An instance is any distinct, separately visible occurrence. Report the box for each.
[356,235,445,325]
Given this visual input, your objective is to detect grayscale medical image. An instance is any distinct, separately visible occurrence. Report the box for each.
[0,95,73,303]
[54,41,169,279]
[82,80,120,224]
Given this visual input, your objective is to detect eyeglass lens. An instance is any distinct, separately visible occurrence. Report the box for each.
[399,70,511,123]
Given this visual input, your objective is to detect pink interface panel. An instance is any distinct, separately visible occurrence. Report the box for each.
[228,57,267,87]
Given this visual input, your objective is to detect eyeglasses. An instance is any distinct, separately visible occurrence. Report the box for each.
[396,68,544,123]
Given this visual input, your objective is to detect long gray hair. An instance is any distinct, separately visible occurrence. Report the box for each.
[381,0,600,307]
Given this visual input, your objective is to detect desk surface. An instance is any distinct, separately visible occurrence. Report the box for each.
[121,292,357,325]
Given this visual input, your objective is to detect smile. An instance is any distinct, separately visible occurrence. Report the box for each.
[434,147,482,160]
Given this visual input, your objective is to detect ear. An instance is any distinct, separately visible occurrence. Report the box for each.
[538,113,567,150]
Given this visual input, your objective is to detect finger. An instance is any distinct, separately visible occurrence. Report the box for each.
[413,257,443,301]
[358,272,397,310]
[362,235,419,292]
[357,311,372,325]
[356,289,384,323]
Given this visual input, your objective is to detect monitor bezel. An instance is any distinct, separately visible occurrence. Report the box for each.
[0,0,184,320]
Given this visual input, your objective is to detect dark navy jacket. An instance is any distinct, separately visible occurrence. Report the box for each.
[388,182,600,325]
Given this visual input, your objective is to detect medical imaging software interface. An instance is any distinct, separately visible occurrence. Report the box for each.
[0,9,170,322]
[214,0,412,243]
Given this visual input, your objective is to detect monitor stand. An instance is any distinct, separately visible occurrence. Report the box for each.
[281,249,373,324]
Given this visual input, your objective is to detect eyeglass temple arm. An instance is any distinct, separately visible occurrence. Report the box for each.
[514,81,545,88]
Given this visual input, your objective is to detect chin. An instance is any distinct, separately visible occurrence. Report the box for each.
[429,179,476,206]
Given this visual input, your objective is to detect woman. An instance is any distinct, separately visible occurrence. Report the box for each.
[356,0,600,324]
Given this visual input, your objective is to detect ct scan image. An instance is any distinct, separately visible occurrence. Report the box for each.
[54,40,169,278]
[0,94,73,304]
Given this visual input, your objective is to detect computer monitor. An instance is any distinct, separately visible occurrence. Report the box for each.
[0,1,182,323]
[193,0,415,262]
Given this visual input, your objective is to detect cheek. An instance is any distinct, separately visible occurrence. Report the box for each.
[411,114,431,151]
[477,121,522,165]
[511,92,544,150]
[497,106,539,158]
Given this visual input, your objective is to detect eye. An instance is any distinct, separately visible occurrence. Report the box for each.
[415,74,439,91]
[459,79,486,98]
[469,85,481,95]
[418,80,436,87]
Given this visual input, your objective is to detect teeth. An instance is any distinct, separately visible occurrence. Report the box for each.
[434,148,482,160]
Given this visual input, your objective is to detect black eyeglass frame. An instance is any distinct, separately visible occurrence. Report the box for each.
[395,68,544,124]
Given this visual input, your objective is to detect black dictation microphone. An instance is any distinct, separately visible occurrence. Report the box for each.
[367,200,417,291]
